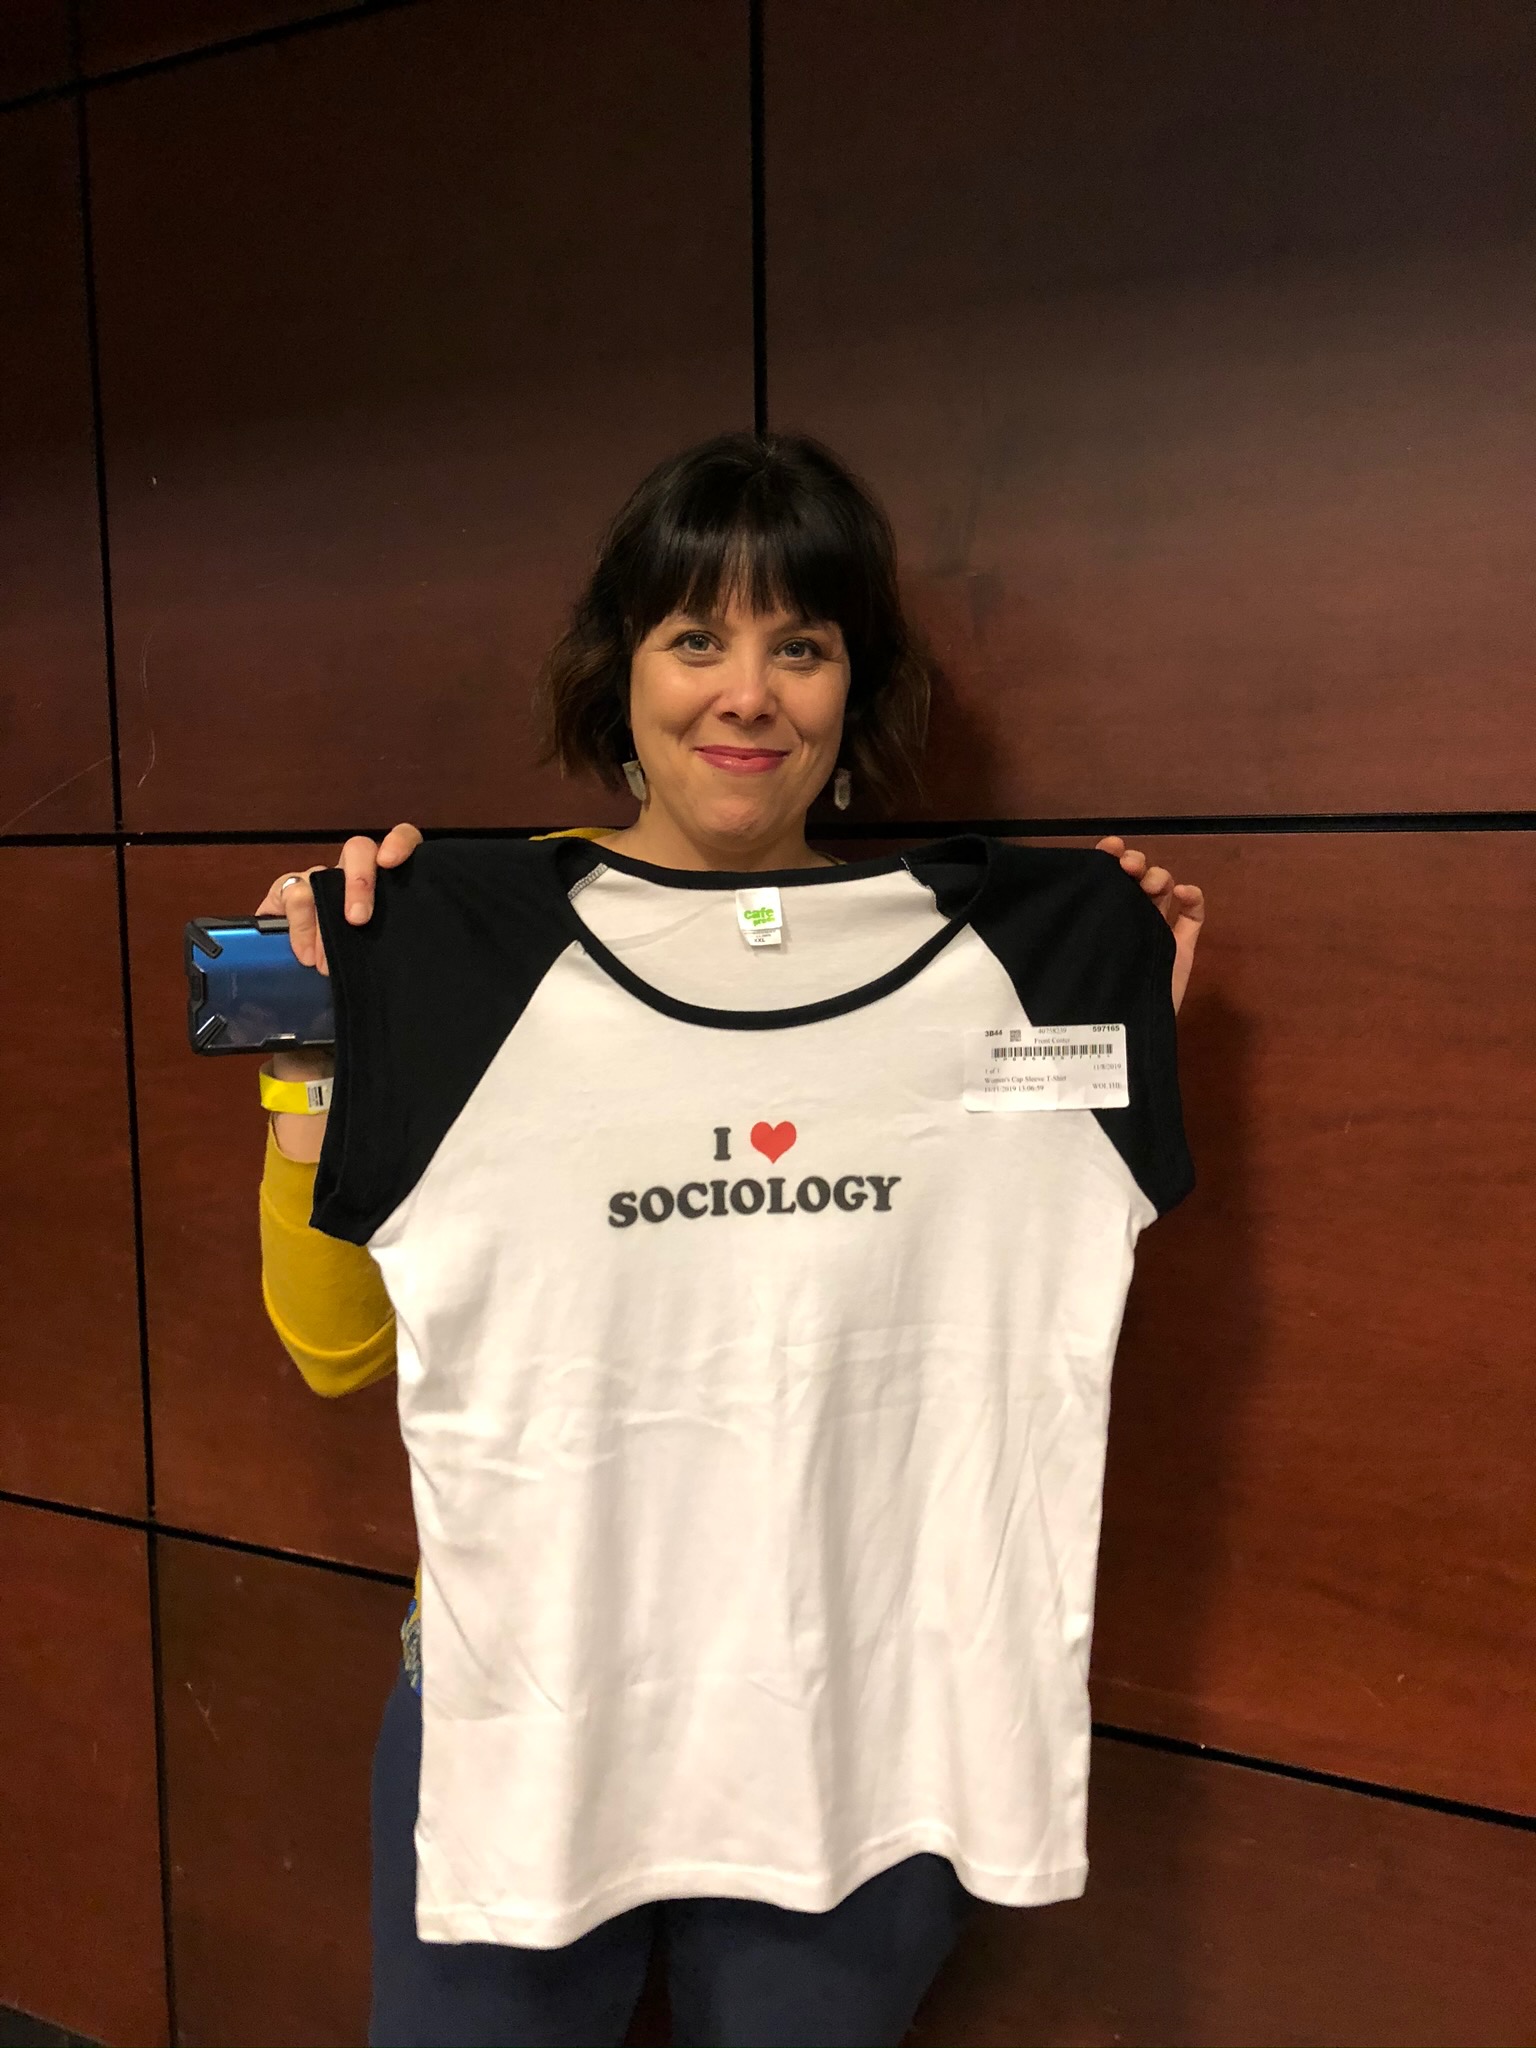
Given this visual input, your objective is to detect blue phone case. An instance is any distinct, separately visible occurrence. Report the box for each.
[185,918,335,1052]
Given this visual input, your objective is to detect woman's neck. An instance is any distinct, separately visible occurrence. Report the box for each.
[597,807,834,873]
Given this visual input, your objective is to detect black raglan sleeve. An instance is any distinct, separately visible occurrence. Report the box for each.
[971,843,1196,1219]
[1115,865,1196,1218]
[308,841,572,1244]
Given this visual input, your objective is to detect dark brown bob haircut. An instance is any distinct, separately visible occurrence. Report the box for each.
[536,431,931,809]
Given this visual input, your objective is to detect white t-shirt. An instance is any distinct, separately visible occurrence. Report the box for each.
[311,833,1194,1947]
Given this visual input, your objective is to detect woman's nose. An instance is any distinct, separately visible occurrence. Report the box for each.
[713,652,777,722]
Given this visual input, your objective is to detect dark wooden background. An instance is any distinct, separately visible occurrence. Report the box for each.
[2,3,1532,2043]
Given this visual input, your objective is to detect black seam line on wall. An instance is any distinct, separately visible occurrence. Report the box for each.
[75,71,155,1515]
[0,1487,417,1590]
[73,95,122,836]
[3,811,1536,852]
[71,54,181,2043]
[0,0,428,116]
[142,1526,179,2048]
[805,809,1536,838]
[1094,1722,1536,1835]
[748,0,768,435]
[4,1488,1534,1839]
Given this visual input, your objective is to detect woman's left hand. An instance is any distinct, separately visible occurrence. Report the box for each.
[1095,836,1205,1016]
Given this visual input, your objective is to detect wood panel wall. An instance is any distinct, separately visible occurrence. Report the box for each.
[1,3,1531,2042]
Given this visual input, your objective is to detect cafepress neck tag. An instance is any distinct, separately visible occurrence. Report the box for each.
[735,887,784,947]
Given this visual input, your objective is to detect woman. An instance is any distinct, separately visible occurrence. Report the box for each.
[256,431,1205,2048]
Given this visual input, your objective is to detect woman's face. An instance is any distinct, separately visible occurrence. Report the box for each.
[627,595,850,850]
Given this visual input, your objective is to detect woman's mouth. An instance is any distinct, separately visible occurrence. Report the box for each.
[694,746,790,775]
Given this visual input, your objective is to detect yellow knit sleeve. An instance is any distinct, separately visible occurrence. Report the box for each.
[258,828,609,1399]
[259,1123,397,1398]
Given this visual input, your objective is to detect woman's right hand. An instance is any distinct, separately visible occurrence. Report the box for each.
[256,822,424,977]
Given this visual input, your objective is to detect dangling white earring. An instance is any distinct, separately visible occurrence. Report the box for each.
[833,767,852,812]
[623,758,647,803]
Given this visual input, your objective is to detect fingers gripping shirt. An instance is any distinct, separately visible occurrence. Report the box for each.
[308,836,1194,1949]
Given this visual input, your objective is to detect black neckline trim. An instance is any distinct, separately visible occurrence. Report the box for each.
[546,833,994,1032]
[558,839,902,889]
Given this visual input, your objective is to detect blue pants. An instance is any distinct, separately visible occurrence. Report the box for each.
[370,1670,976,2047]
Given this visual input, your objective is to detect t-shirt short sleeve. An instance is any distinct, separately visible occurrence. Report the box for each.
[968,843,1195,1220]
[308,842,573,1244]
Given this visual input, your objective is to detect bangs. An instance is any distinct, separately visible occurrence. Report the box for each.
[610,443,892,659]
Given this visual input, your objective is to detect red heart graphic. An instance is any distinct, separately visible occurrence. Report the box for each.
[750,1120,797,1165]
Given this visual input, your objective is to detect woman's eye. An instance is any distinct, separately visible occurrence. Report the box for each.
[780,638,821,661]
[675,631,714,654]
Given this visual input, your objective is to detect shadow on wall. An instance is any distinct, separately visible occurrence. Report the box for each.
[913,603,1031,824]
[825,622,1030,829]
[910,581,1136,829]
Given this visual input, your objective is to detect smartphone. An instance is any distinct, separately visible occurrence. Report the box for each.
[185,918,335,1053]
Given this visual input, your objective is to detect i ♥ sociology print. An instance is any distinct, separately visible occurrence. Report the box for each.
[606,1122,902,1229]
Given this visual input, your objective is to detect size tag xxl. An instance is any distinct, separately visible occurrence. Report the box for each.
[735,887,784,948]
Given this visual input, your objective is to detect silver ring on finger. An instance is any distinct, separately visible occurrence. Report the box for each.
[277,873,305,894]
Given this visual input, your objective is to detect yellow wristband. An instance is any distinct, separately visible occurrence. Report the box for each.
[259,1060,334,1115]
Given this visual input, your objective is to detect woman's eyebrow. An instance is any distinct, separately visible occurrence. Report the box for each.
[670,609,837,633]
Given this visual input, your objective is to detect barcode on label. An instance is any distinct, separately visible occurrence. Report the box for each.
[990,1041,1103,1061]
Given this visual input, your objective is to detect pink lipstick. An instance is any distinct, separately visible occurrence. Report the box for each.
[694,746,789,775]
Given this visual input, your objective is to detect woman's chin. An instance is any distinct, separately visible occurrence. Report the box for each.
[687,789,797,845]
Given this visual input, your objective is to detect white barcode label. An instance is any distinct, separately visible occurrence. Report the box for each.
[963,1021,1128,1112]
